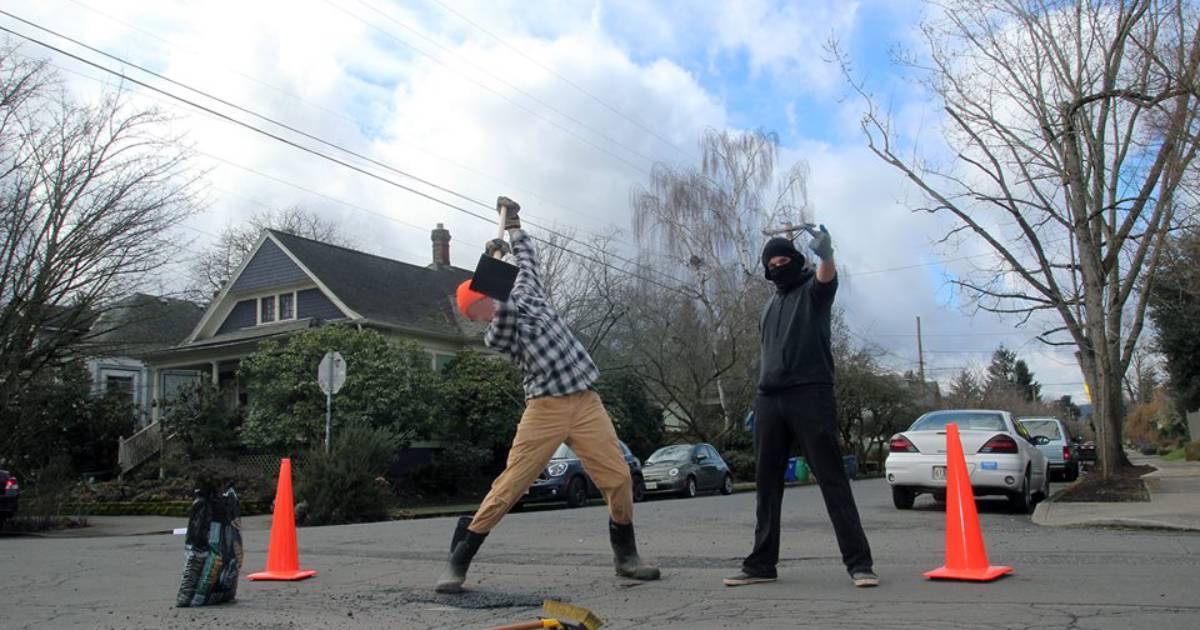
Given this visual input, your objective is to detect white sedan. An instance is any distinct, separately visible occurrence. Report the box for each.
[884,409,1050,514]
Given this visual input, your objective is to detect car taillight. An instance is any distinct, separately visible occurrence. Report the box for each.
[4,477,17,491]
[979,435,1019,454]
[1063,446,1071,460]
[889,435,919,453]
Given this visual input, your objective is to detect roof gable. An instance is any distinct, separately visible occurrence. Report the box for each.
[229,239,308,294]
[269,230,474,339]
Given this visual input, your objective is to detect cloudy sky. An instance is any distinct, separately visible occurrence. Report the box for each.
[2,0,1089,401]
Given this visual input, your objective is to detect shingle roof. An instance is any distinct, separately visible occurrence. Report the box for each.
[88,293,205,355]
[269,230,476,340]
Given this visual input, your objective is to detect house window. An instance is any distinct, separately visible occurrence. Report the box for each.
[432,352,456,372]
[105,374,135,396]
[259,295,276,323]
[280,292,295,320]
[257,292,297,325]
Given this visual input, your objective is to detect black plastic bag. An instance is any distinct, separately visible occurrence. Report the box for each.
[176,488,244,607]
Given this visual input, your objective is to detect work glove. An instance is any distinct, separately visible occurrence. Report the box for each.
[497,196,521,230]
[806,224,833,260]
[485,238,511,259]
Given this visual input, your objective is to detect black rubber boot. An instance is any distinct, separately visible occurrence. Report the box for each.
[435,516,487,593]
[609,519,661,581]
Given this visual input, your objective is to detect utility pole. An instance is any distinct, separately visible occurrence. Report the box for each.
[916,316,926,397]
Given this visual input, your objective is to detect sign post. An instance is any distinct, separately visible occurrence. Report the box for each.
[317,351,346,453]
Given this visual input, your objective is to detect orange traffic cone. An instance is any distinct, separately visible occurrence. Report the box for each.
[248,458,317,581]
[924,423,1013,582]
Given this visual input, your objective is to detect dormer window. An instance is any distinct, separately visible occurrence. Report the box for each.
[257,291,297,325]
[260,296,276,323]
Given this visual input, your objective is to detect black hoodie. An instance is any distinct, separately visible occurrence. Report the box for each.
[758,261,838,393]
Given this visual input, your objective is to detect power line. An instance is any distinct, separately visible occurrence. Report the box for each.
[64,0,635,240]
[427,0,691,158]
[32,8,687,289]
[0,15,691,296]
[30,42,692,293]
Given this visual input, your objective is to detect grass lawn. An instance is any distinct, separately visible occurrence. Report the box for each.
[1162,447,1187,461]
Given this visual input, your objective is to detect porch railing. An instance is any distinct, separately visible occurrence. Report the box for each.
[118,421,162,476]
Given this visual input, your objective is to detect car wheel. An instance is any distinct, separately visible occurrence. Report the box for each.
[1008,470,1034,514]
[1065,463,1079,482]
[632,476,646,503]
[892,486,916,510]
[565,476,588,508]
[680,476,697,499]
[932,491,946,503]
[720,474,734,495]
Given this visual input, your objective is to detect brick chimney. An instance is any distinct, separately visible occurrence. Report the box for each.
[431,223,451,267]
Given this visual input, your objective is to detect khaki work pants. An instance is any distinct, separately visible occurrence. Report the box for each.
[470,390,633,533]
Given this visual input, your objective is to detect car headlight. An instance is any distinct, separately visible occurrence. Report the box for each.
[547,462,568,477]
[669,468,679,477]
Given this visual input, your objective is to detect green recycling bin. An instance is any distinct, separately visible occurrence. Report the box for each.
[785,457,809,483]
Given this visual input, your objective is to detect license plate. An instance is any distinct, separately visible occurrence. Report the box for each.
[932,466,947,480]
[644,481,658,490]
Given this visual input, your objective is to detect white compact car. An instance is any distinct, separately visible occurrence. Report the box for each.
[885,409,1050,514]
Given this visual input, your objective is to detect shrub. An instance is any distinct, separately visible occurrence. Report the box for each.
[724,450,756,482]
[294,422,399,526]
[1186,441,1200,462]
[8,456,87,532]
[161,384,241,464]
[401,444,492,498]
[241,326,437,453]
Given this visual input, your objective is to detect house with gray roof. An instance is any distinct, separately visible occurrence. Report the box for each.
[141,223,483,424]
[84,293,206,426]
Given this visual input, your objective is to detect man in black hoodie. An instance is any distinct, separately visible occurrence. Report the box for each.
[724,225,878,588]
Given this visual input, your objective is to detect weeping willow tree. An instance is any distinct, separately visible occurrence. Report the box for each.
[628,129,811,442]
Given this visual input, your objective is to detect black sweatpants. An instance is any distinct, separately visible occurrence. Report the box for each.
[742,384,873,576]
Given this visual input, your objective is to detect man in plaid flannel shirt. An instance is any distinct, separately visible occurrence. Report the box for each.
[435,197,661,594]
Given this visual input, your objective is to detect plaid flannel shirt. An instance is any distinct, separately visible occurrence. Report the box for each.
[484,229,600,399]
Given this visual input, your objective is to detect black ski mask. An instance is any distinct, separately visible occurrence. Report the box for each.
[762,237,811,291]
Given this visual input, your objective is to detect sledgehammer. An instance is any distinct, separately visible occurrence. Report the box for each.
[480,600,603,630]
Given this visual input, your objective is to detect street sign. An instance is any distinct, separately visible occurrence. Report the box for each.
[318,352,346,395]
[318,351,346,454]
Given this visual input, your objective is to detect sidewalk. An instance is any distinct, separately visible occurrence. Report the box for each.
[19,514,275,539]
[1033,454,1200,532]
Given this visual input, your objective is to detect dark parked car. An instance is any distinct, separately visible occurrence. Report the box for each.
[520,441,645,508]
[0,469,19,528]
[1078,440,1097,462]
[641,443,734,498]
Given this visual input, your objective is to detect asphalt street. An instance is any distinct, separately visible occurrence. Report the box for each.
[3,477,1198,629]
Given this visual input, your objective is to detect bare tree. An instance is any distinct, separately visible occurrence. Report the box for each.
[630,128,811,438]
[0,46,203,418]
[534,228,633,358]
[838,1,1200,477]
[185,206,349,303]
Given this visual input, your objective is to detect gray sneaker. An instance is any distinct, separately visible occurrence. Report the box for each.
[723,571,777,587]
[851,571,879,587]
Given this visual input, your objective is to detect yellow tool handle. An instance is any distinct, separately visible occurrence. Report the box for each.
[480,620,562,630]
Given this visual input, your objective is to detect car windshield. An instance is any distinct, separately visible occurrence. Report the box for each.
[1020,420,1062,440]
[646,445,691,464]
[551,444,577,459]
[910,411,1005,432]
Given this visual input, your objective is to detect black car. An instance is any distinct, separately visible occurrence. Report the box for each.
[641,443,734,498]
[0,469,19,528]
[520,441,646,508]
